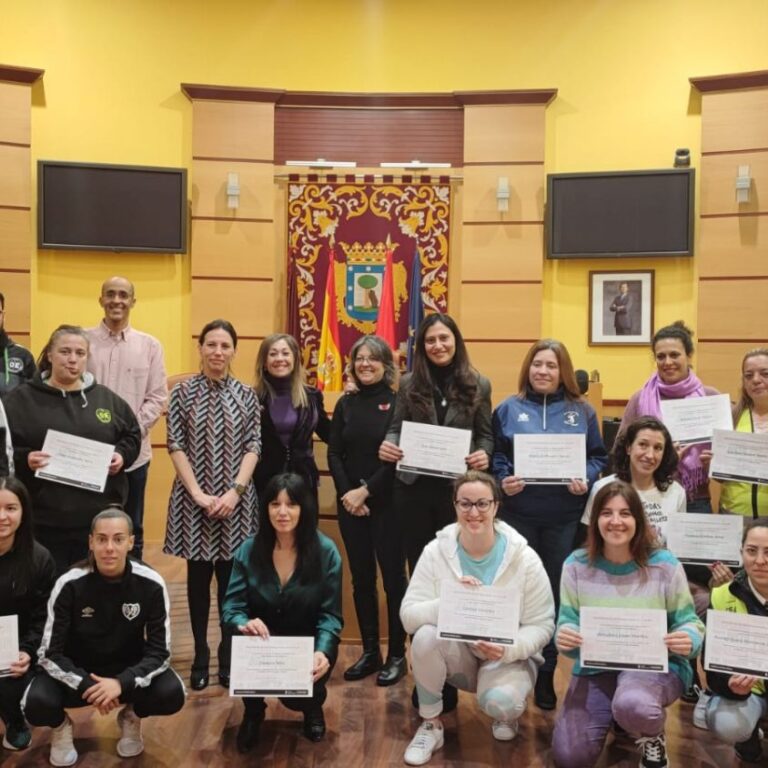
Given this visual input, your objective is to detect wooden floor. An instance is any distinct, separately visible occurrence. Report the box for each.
[3,545,751,767]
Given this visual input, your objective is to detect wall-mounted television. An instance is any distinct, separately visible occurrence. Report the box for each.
[546,168,694,259]
[38,161,188,253]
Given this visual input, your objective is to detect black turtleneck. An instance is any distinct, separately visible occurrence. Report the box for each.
[327,379,396,499]
[428,361,455,425]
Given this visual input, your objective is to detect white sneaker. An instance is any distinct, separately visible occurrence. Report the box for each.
[404,721,444,766]
[491,719,519,741]
[692,686,711,731]
[116,705,144,758]
[49,714,77,767]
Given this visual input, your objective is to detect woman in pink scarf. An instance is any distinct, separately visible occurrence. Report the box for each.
[619,321,719,514]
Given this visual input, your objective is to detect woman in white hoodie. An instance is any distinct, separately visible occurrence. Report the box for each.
[400,470,555,766]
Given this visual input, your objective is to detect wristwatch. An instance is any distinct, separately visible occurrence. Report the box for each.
[232,482,247,497]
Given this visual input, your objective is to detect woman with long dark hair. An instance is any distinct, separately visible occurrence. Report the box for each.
[492,338,607,709]
[163,319,260,692]
[328,335,406,685]
[253,333,331,504]
[0,476,56,753]
[551,480,703,768]
[3,324,141,573]
[379,313,493,573]
[222,473,342,753]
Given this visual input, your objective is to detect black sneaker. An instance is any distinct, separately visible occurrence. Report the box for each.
[636,733,668,768]
[735,727,764,763]
[2,719,31,751]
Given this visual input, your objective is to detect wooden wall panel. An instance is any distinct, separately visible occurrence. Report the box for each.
[700,151,767,215]
[466,341,533,405]
[275,107,463,167]
[701,89,768,153]
[460,283,542,340]
[144,450,175,542]
[698,216,768,277]
[462,165,544,223]
[697,342,751,403]
[191,160,274,220]
[0,82,30,145]
[463,105,545,162]
[461,224,543,281]
[191,219,275,278]
[192,100,274,160]
[1,271,30,331]
[0,208,30,270]
[0,145,31,207]
[190,280,276,338]
[698,279,768,340]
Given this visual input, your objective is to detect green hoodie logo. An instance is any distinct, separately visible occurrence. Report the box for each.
[96,408,112,424]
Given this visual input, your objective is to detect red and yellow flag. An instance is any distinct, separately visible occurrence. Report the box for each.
[316,245,343,391]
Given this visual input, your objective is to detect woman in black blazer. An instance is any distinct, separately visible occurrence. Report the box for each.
[253,334,330,504]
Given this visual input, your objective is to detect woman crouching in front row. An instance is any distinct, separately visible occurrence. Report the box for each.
[399,470,554,766]
[551,480,704,768]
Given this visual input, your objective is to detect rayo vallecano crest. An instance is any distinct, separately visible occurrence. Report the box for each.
[336,240,408,332]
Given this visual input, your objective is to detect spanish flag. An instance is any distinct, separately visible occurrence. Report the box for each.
[316,245,343,391]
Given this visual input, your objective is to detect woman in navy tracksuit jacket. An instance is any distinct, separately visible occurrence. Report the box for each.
[492,339,607,709]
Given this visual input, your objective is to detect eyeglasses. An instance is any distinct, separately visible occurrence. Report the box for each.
[354,356,381,365]
[454,498,495,514]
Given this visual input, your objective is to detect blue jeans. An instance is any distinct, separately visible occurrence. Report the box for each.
[125,462,149,559]
[506,516,577,672]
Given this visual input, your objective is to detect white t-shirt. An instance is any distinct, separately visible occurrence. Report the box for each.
[581,473,687,543]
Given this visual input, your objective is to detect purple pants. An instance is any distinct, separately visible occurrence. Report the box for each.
[551,670,683,768]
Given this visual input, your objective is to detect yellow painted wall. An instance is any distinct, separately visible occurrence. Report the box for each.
[1,0,767,393]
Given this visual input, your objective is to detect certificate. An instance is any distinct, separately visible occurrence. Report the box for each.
[230,635,314,697]
[665,513,742,567]
[0,615,19,678]
[659,394,733,445]
[514,434,586,484]
[710,429,768,486]
[397,421,472,478]
[580,607,668,672]
[705,610,768,679]
[437,581,519,645]
[35,429,114,493]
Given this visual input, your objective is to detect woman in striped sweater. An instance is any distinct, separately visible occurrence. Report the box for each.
[551,480,704,768]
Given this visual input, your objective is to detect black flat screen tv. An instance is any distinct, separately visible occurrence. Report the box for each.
[38,161,187,253]
[546,168,694,259]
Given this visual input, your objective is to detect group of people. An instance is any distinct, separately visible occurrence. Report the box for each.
[0,274,766,767]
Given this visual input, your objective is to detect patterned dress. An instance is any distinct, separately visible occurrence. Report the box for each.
[163,374,260,561]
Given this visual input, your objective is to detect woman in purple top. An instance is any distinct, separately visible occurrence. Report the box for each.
[252,334,331,506]
[619,321,719,515]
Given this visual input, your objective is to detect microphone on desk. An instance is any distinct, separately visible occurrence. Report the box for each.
[575,369,590,396]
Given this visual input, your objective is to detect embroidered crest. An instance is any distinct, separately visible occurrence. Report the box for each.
[517,413,530,422]
[7,357,24,373]
[122,603,140,621]
[563,410,580,427]
[81,606,95,618]
[96,408,112,424]
[378,403,391,411]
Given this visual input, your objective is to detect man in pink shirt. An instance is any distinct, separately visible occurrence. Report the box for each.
[87,276,167,560]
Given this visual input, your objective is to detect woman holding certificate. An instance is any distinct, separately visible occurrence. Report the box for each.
[379,313,493,574]
[718,348,768,518]
[3,325,141,573]
[327,335,407,686]
[252,333,331,505]
[492,338,607,709]
[221,473,342,753]
[400,470,554,766]
[163,320,260,692]
[619,321,719,515]
[0,476,56,753]
[703,519,768,763]
[551,480,704,768]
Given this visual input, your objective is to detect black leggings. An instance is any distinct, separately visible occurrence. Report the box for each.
[0,671,33,725]
[187,559,233,671]
[23,668,185,727]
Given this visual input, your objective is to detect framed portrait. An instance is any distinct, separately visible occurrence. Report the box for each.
[589,270,654,346]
